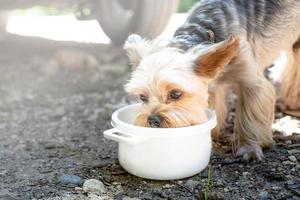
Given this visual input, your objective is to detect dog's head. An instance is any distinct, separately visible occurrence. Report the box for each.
[124,34,239,128]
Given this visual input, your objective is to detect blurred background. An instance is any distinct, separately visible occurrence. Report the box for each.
[2,0,198,44]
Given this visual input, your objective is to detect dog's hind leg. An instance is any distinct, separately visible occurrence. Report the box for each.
[280,40,300,112]
[235,75,276,160]
[230,48,276,160]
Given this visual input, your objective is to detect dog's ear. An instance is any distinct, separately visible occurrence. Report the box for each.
[191,36,239,79]
[124,34,166,69]
[124,34,148,68]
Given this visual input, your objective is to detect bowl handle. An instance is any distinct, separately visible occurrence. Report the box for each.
[103,128,146,145]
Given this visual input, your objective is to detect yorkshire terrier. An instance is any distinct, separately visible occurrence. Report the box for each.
[123,0,300,160]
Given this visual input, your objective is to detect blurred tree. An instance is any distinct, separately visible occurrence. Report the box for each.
[178,0,198,13]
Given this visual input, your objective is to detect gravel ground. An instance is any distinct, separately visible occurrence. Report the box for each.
[0,34,299,200]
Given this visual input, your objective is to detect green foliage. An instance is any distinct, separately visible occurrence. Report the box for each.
[13,6,72,16]
[177,0,199,13]
[204,164,212,200]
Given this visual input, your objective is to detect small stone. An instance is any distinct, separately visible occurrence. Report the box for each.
[294,165,300,171]
[59,175,82,186]
[224,187,230,192]
[123,197,140,200]
[209,191,224,199]
[286,179,300,190]
[259,191,268,200]
[287,149,300,155]
[186,180,199,189]
[88,193,102,200]
[282,161,294,165]
[285,175,293,180]
[271,162,278,167]
[243,172,250,176]
[162,184,173,189]
[115,184,124,194]
[285,140,292,144]
[0,170,7,177]
[216,180,223,186]
[61,194,72,200]
[272,186,281,191]
[83,179,106,194]
[277,167,284,171]
[291,167,295,172]
[288,156,297,162]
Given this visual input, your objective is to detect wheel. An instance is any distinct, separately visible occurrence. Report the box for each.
[97,0,179,45]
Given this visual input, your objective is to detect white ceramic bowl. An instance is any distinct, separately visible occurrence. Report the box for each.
[103,104,217,180]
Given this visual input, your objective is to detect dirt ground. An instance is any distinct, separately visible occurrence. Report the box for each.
[0,33,299,200]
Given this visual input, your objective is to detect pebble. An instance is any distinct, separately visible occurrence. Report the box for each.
[216,180,223,186]
[162,184,173,189]
[285,140,292,144]
[243,172,250,176]
[285,175,293,180]
[282,161,294,165]
[277,167,283,171]
[0,170,7,177]
[83,179,106,194]
[224,187,230,192]
[75,187,82,191]
[272,186,281,191]
[287,179,300,189]
[123,197,141,200]
[258,191,268,200]
[186,180,199,189]
[287,149,300,155]
[209,192,224,199]
[88,193,102,200]
[294,165,300,171]
[288,156,297,162]
[58,175,82,186]
[61,194,73,200]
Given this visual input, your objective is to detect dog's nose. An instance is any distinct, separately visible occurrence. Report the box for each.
[147,115,162,128]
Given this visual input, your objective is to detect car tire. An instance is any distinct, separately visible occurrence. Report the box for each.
[97,0,179,45]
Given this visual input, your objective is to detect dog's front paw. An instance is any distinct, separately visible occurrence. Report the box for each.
[236,144,263,161]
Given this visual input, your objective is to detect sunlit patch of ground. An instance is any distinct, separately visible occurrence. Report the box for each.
[273,116,300,135]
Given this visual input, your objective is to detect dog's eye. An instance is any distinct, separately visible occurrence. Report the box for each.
[139,94,149,103]
[169,90,182,100]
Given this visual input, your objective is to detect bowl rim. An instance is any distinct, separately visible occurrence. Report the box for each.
[111,103,217,134]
